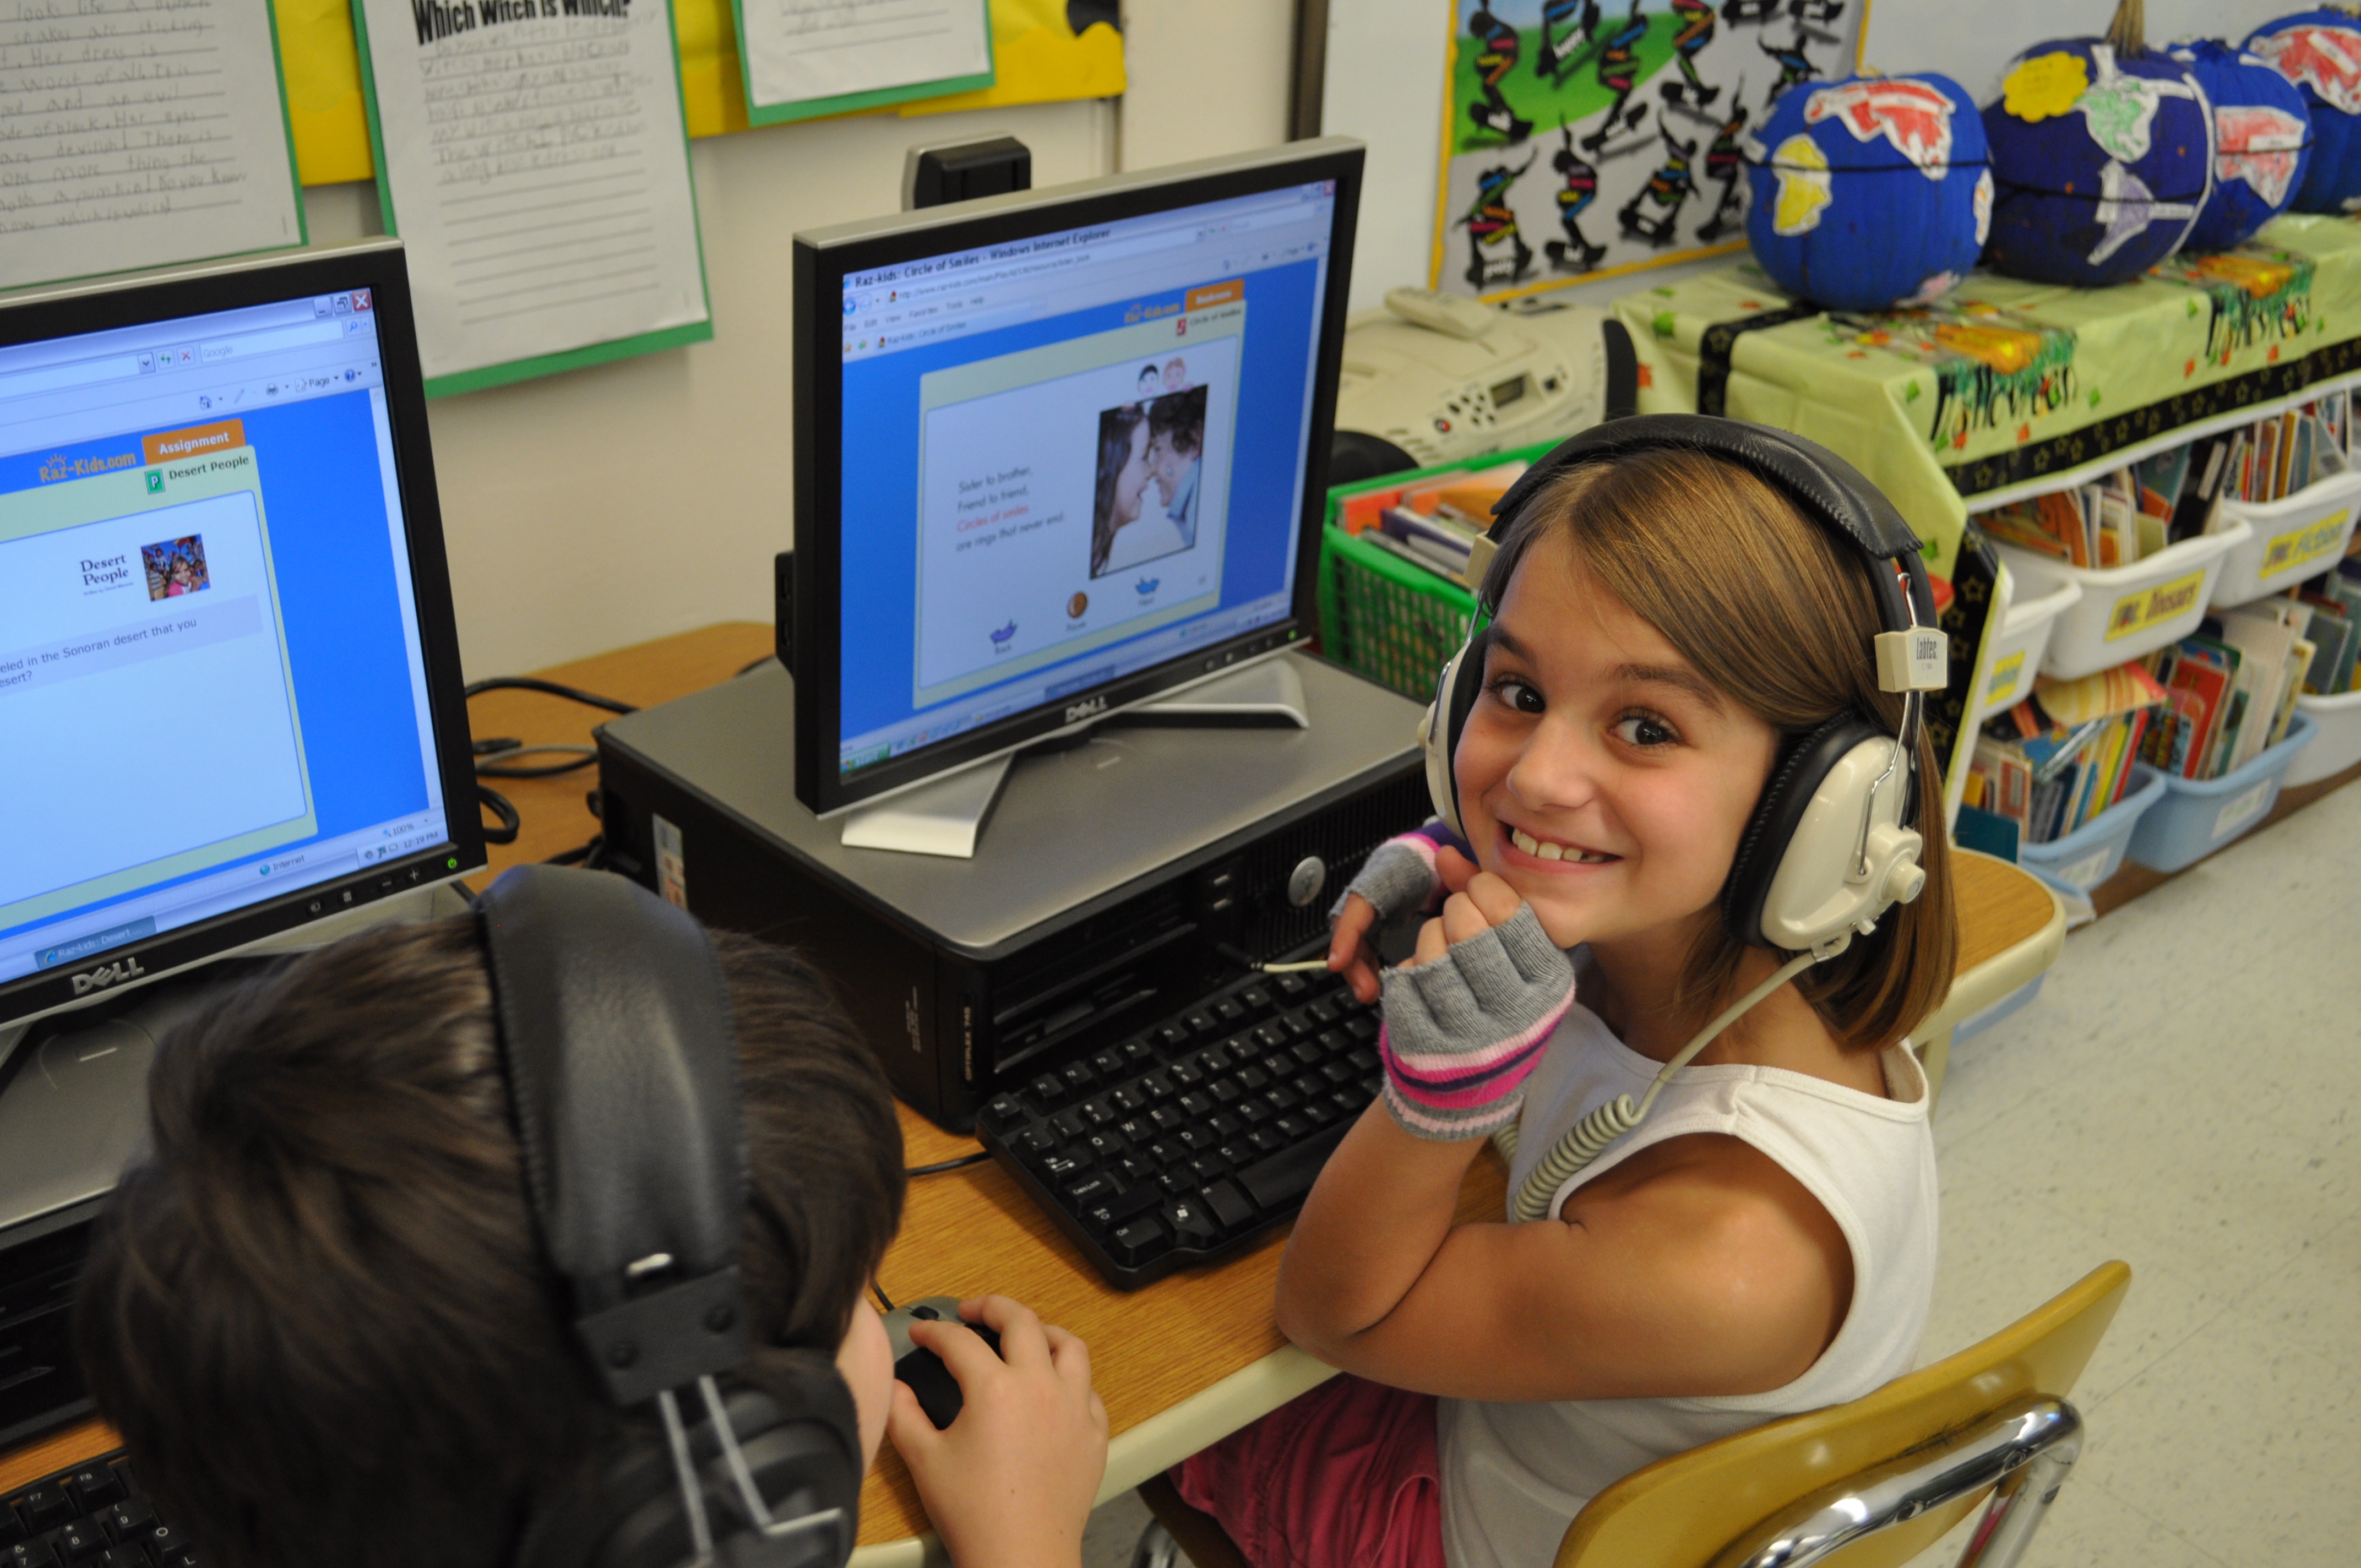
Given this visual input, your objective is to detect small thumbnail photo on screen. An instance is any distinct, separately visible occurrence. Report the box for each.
[142,535,211,602]
[1091,378,1205,581]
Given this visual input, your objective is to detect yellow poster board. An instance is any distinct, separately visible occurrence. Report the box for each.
[278,0,1123,186]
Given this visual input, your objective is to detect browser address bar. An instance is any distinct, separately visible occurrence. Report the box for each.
[0,353,145,404]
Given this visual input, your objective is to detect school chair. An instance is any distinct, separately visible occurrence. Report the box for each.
[1132,1260,2131,1568]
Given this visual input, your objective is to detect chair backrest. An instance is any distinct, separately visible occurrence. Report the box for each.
[1554,1261,2132,1568]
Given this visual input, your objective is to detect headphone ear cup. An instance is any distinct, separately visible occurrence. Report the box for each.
[514,1356,864,1568]
[1422,630,1490,840]
[1722,715,1886,949]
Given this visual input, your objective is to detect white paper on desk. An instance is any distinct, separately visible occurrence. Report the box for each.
[741,0,989,112]
[0,0,304,290]
[356,0,709,388]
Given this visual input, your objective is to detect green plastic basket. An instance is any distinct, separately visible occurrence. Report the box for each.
[1315,442,1562,701]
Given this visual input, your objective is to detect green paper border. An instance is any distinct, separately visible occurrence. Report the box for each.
[349,0,715,399]
[727,0,994,127]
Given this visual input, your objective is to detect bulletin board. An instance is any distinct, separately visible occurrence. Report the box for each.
[274,0,1125,186]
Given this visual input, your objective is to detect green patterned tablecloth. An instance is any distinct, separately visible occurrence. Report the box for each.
[1614,214,2361,580]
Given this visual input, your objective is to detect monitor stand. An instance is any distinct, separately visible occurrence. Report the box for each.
[837,657,1313,860]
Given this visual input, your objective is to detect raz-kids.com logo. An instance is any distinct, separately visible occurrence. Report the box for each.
[39,450,140,483]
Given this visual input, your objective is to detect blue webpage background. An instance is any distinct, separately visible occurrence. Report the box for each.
[1,391,431,946]
[838,255,1321,745]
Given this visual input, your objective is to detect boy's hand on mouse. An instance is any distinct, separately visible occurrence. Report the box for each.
[888,1294,1108,1568]
[1380,867,1574,1142]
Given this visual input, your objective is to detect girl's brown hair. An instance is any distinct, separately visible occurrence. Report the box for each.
[1479,448,1957,1052]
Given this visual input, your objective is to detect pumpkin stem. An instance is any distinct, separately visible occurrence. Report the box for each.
[2105,0,2145,57]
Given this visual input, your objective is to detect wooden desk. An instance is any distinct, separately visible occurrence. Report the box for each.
[0,623,2070,1566]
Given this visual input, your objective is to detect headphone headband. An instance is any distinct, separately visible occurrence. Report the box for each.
[480,865,751,1407]
[1479,414,1936,637]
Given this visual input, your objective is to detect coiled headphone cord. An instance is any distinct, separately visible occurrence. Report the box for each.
[1500,948,1822,1223]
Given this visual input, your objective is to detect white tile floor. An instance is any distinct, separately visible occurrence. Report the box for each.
[1080,781,2361,1567]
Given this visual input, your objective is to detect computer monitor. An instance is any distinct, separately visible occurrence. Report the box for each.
[791,138,1364,817]
[0,241,483,1033]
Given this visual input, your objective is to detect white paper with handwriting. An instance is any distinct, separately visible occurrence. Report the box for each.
[0,0,306,290]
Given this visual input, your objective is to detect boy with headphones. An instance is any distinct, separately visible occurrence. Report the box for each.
[1172,417,1957,1568]
[72,869,1109,1568]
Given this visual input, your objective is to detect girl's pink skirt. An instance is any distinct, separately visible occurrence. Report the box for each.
[1172,1373,1448,1568]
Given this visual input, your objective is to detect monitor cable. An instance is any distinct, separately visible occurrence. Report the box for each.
[464,678,638,850]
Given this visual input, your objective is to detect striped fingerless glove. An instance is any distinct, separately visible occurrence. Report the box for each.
[1377,904,1575,1142]
[1331,820,1462,924]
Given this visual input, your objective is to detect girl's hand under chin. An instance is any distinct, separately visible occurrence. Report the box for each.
[1413,847,1565,965]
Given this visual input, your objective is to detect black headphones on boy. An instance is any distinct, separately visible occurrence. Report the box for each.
[479,865,863,1568]
[1419,414,1949,956]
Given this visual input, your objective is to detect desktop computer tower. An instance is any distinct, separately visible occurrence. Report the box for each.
[592,652,1430,1132]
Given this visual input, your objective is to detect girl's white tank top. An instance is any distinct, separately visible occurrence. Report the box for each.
[1435,996,1939,1568]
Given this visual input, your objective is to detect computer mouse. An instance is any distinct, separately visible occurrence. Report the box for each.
[883,1296,1004,1429]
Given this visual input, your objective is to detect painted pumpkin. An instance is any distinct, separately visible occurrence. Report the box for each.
[2243,10,2361,211]
[1982,40,2214,285]
[2168,40,2313,249]
[1743,74,1992,311]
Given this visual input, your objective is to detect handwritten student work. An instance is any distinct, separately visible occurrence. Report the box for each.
[354,0,710,394]
[0,0,306,290]
[735,0,991,124]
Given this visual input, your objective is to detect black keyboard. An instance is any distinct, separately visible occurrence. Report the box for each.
[974,962,1383,1288]
[2,1449,196,1568]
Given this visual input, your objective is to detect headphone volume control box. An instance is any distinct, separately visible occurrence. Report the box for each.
[591,654,1428,1132]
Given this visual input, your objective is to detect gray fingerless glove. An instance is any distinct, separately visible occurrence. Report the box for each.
[1377,903,1575,1141]
[1331,825,1447,924]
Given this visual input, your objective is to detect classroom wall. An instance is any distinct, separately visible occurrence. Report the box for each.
[1325,0,2306,318]
[297,0,1305,683]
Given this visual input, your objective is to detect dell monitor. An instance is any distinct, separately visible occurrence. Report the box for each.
[0,241,483,1037]
[791,138,1364,820]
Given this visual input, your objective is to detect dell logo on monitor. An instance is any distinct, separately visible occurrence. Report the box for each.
[1064,696,1109,725]
[70,956,147,995]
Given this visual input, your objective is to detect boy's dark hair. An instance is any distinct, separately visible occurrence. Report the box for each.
[73,915,904,1568]
[1147,385,1205,457]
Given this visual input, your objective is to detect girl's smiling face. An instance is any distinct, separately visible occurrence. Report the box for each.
[1455,527,1781,952]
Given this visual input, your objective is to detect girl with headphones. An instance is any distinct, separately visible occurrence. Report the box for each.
[1172,417,1957,1568]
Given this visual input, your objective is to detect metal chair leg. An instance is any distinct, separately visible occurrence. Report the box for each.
[1131,1518,1185,1568]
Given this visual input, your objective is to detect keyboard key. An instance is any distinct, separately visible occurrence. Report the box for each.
[1213,999,1247,1027]
[1237,1099,1272,1126]
[1014,1126,1058,1158]
[1062,1173,1124,1211]
[17,1491,69,1532]
[94,1550,144,1568]
[1265,1085,1301,1113]
[1201,1179,1256,1229]
[1346,1046,1379,1071]
[1038,1151,1091,1181]
[1140,1071,1176,1101]
[1239,984,1273,1015]
[101,1505,151,1540]
[1147,1106,1185,1133]
[1280,1010,1315,1038]
[1301,1097,1340,1128]
[1116,1153,1160,1184]
[63,1470,123,1515]
[1318,1027,1351,1055]
[1176,1126,1218,1153]
[1177,1091,1215,1118]
[1109,1085,1150,1114]
[1292,1075,1325,1102]
[1240,1123,1351,1210]
[1321,1059,1355,1085]
[1289,1041,1324,1068]
[1167,1058,1205,1087]
[1208,1078,1242,1106]
[1078,1099,1116,1127]
[1081,1184,1158,1234]
[1276,972,1311,998]
[1114,1115,1154,1143]
[1157,1169,1198,1197]
[1346,1015,1378,1041]
[1209,1111,1244,1138]
[980,1094,1029,1131]
[1149,1139,1186,1166]
[140,1524,186,1561]
[1218,1140,1256,1167]
[56,1518,105,1558]
[1049,1109,1086,1141]
[8,1537,61,1568]
[1183,1009,1219,1037]
[1306,998,1340,1025]
[1109,1217,1170,1266]
[1155,1023,1191,1049]
[1252,1024,1288,1052]
[0,1511,22,1549]
[1161,1197,1220,1243]
[1237,1066,1271,1092]
[1090,1049,1125,1077]
[1260,1054,1293,1080]
[1274,1114,1311,1141]
[1122,1038,1155,1066]
[1248,1128,1284,1153]
[1081,1129,1128,1161]
[1059,1062,1097,1096]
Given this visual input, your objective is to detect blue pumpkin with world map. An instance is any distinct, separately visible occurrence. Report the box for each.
[2168,40,2313,251]
[1743,73,1992,312]
[2243,10,2361,212]
[1982,40,2214,285]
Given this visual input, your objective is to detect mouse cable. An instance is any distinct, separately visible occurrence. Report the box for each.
[463,675,638,714]
[872,1282,896,1314]
[477,783,520,845]
[906,1151,992,1177]
[475,740,600,778]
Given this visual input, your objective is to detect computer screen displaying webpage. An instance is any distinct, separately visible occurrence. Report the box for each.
[836,179,1337,781]
[0,288,449,985]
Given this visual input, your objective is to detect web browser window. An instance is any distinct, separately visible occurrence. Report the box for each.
[836,181,1336,777]
[0,290,449,983]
